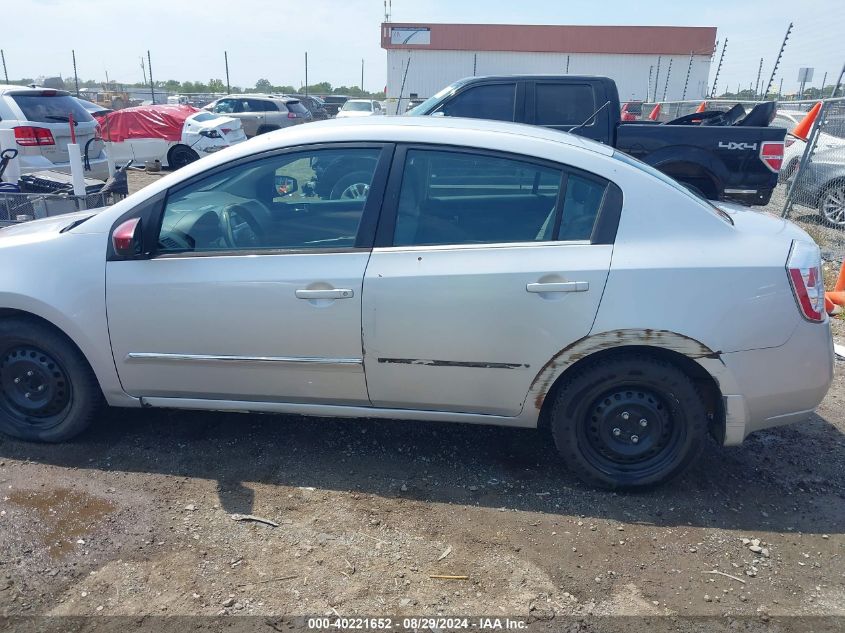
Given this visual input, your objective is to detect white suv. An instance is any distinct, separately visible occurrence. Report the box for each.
[0,86,109,180]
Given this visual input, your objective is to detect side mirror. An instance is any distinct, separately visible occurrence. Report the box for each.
[112,217,143,258]
[275,175,298,196]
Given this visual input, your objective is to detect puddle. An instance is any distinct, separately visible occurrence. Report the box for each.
[8,487,115,558]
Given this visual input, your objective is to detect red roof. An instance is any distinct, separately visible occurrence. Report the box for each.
[381,23,716,56]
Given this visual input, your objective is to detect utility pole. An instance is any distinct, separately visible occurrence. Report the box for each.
[754,58,763,99]
[140,56,147,86]
[566,55,570,74]
[361,58,364,92]
[778,77,784,99]
[681,51,693,100]
[662,58,673,101]
[72,50,79,97]
[765,22,792,98]
[224,51,230,94]
[820,71,827,97]
[147,50,154,104]
[304,52,308,97]
[0,50,8,84]
[710,39,727,98]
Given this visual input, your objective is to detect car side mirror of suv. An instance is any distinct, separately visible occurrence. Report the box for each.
[112,217,143,258]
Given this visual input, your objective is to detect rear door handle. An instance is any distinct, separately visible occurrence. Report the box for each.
[526,281,589,293]
[295,288,355,300]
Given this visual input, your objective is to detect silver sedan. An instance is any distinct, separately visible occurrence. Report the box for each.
[0,117,833,488]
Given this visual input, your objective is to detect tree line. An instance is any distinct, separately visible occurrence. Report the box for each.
[7,77,385,98]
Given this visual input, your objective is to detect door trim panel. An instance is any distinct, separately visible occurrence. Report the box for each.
[126,352,362,369]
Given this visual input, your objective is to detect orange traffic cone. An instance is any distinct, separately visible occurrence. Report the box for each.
[695,101,707,113]
[649,103,661,121]
[791,102,822,142]
[834,259,845,292]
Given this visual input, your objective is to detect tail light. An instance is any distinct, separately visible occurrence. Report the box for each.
[199,129,222,138]
[14,126,55,146]
[760,141,784,173]
[785,138,795,148]
[221,128,232,135]
[287,112,298,119]
[787,240,825,322]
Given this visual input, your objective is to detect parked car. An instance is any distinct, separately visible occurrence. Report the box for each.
[0,86,110,180]
[320,95,349,117]
[0,117,832,489]
[280,94,330,120]
[779,123,845,183]
[99,105,246,169]
[204,95,311,137]
[336,99,384,118]
[785,147,845,227]
[408,75,786,206]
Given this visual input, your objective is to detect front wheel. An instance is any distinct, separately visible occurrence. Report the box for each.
[550,354,708,489]
[0,319,101,442]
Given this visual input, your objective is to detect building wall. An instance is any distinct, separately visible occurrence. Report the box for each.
[386,49,712,113]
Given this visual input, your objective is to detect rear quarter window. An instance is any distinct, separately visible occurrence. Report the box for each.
[11,95,94,123]
[287,102,309,115]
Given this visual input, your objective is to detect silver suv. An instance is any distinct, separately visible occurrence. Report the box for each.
[0,86,109,180]
[205,95,311,137]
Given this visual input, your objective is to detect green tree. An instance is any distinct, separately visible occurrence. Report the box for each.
[255,78,273,93]
[207,78,226,93]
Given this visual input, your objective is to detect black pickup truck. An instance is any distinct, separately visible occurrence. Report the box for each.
[407,76,786,206]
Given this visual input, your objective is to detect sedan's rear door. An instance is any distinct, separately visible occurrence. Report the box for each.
[361,146,620,416]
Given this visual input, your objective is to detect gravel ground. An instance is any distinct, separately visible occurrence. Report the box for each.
[0,170,841,630]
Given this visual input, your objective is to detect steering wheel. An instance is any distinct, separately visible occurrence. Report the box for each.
[220,203,264,249]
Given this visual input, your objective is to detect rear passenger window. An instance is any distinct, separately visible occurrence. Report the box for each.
[436,84,515,122]
[393,149,611,247]
[393,150,562,246]
[558,174,608,240]
[535,84,596,126]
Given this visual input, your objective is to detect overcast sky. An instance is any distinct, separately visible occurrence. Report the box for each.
[4,0,843,95]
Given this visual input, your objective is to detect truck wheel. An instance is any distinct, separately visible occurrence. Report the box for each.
[167,145,200,170]
[330,172,372,200]
[0,319,101,442]
[818,181,845,228]
[549,354,708,489]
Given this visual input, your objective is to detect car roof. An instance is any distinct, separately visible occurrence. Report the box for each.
[0,85,71,96]
[246,116,614,157]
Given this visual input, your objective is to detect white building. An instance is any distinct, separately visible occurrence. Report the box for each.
[382,22,716,113]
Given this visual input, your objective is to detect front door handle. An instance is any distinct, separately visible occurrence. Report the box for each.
[295,288,355,300]
[526,281,589,293]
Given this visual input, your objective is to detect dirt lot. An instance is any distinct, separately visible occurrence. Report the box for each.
[0,171,842,630]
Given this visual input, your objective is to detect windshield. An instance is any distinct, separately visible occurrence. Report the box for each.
[406,79,471,116]
[12,94,94,123]
[190,112,219,122]
[612,150,733,224]
[342,101,372,112]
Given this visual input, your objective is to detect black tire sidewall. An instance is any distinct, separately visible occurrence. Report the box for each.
[550,355,707,489]
[818,183,845,228]
[168,145,199,170]
[0,319,100,442]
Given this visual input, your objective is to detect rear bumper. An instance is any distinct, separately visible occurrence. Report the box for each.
[706,319,834,445]
[722,186,775,206]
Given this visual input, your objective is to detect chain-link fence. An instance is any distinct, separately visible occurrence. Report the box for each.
[770,98,845,268]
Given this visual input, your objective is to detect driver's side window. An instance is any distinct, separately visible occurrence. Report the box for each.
[157,147,382,254]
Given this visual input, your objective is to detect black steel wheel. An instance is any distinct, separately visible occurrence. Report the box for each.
[0,319,101,442]
[550,354,708,489]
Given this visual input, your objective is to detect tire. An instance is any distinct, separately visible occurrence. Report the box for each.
[817,181,845,228]
[167,145,200,170]
[549,354,708,489]
[0,319,101,442]
[330,171,372,200]
[111,97,125,110]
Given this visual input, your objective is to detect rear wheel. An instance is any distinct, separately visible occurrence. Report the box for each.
[549,354,708,489]
[330,171,372,200]
[167,145,200,170]
[0,319,101,442]
[818,181,845,228]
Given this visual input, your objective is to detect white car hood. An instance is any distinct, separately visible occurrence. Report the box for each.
[0,210,102,244]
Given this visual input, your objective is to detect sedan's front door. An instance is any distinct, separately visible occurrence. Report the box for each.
[362,147,619,416]
[106,145,391,405]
